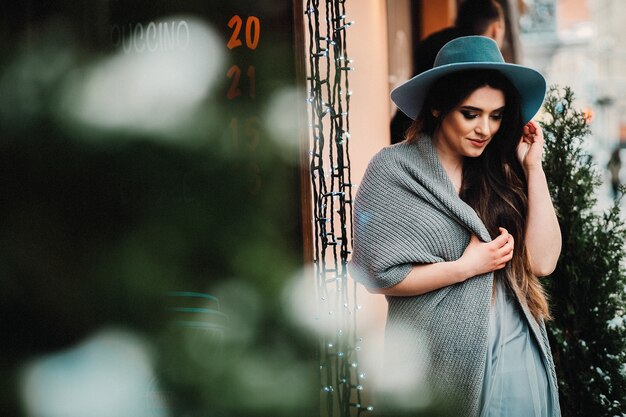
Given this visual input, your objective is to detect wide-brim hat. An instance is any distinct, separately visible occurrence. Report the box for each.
[390,36,546,124]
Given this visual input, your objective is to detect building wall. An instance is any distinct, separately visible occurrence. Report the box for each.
[346,0,393,385]
[520,0,626,206]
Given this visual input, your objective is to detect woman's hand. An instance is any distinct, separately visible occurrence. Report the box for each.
[372,228,514,296]
[456,227,514,279]
[517,120,544,170]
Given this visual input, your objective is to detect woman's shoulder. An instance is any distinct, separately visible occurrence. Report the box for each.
[359,140,428,192]
[368,137,431,171]
[368,139,421,167]
[363,143,406,180]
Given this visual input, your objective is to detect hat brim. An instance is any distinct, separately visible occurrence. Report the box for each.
[390,62,546,124]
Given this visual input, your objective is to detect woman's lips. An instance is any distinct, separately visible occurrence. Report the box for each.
[467,138,487,147]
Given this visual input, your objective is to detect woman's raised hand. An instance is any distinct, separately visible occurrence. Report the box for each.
[517,120,544,170]
[456,227,514,279]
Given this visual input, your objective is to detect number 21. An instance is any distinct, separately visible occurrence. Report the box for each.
[227,65,256,100]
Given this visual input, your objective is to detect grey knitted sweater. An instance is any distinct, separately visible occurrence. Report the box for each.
[348,136,560,416]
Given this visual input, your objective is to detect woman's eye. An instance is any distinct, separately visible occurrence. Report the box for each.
[490,113,503,120]
[460,111,478,119]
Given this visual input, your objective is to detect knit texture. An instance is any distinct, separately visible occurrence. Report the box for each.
[348,136,561,416]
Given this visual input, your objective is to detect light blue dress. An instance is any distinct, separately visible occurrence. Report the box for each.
[480,279,553,417]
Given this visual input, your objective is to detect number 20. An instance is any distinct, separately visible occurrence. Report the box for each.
[227,15,260,50]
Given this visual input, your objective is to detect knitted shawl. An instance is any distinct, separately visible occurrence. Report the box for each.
[348,137,560,416]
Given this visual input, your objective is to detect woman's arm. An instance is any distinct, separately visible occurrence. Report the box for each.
[518,121,562,276]
[372,228,514,296]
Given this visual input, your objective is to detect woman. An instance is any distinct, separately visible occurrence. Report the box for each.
[349,36,561,417]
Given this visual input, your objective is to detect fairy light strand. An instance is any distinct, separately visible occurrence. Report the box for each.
[304,1,370,416]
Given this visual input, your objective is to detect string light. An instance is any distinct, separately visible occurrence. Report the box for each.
[305,0,372,415]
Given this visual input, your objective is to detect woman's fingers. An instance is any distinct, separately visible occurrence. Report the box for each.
[492,227,509,246]
[494,246,513,270]
[491,229,514,268]
[526,120,539,134]
[521,121,543,146]
[492,228,513,250]
[523,120,544,145]
[523,124,532,137]
[497,234,514,254]
[461,229,515,275]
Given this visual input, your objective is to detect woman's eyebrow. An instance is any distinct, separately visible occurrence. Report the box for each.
[459,105,506,112]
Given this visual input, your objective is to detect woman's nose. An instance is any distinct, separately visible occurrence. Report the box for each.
[475,116,491,136]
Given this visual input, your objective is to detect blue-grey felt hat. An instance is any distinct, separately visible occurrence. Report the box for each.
[390,36,546,124]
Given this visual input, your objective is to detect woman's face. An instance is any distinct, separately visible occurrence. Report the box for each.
[433,86,505,159]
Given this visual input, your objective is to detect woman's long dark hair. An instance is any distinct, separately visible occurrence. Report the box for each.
[406,69,551,321]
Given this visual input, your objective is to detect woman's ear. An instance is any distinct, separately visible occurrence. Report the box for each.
[431,109,441,118]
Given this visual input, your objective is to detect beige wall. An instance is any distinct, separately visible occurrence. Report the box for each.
[349,2,392,169]
[346,0,392,390]
[387,0,414,116]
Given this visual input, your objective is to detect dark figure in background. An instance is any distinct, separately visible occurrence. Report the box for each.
[608,148,622,200]
[390,0,506,144]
